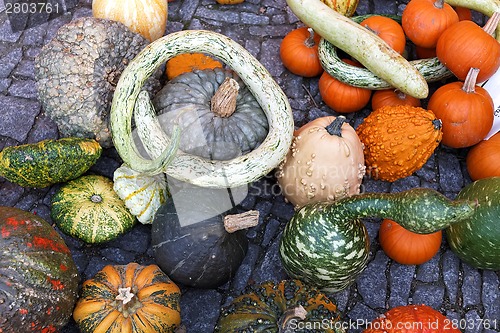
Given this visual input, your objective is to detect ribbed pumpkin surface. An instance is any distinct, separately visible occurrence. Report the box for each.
[73,263,181,333]
[356,105,442,182]
[0,206,79,333]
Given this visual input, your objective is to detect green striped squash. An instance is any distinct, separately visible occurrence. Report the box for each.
[446,177,500,270]
[0,137,102,188]
[280,188,476,292]
[51,174,135,244]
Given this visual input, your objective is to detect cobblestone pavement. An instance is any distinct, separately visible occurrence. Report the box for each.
[1,0,499,332]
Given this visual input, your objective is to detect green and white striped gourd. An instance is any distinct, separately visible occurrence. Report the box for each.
[279,188,476,292]
[113,164,168,224]
[51,175,135,244]
[318,15,453,90]
[110,30,294,188]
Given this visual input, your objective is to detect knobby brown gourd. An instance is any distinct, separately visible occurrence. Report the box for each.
[111,29,294,188]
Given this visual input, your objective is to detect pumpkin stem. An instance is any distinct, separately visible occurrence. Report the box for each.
[277,305,308,333]
[223,210,259,233]
[483,12,500,36]
[433,0,445,9]
[325,116,347,137]
[211,77,240,118]
[305,28,317,47]
[115,287,142,317]
[462,68,480,94]
[90,194,103,203]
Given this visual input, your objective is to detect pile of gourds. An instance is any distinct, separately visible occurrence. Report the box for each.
[2,0,500,331]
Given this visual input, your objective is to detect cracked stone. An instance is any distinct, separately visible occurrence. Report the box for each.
[482,270,500,324]
[251,232,288,284]
[416,254,441,283]
[181,289,222,333]
[0,48,22,78]
[438,151,464,192]
[442,249,460,304]
[8,78,38,99]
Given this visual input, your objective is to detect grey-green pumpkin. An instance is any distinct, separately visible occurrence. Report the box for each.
[51,174,135,244]
[152,68,269,161]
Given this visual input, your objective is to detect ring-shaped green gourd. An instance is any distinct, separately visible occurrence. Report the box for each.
[111,30,294,188]
[318,15,453,90]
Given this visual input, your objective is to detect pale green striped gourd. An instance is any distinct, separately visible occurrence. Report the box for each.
[279,188,476,292]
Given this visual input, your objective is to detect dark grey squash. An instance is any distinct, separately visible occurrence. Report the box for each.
[151,186,256,288]
[153,68,269,160]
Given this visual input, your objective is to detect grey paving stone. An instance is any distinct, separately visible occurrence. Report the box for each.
[179,0,200,22]
[482,270,500,324]
[0,78,12,92]
[356,250,389,309]
[411,282,445,309]
[241,12,269,25]
[442,249,461,304]
[0,95,40,141]
[462,262,482,308]
[465,310,483,333]
[7,78,37,99]
[251,232,288,284]
[180,289,222,333]
[389,262,416,308]
[346,303,380,333]
[261,218,281,247]
[26,112,59,143]
[416,254,441,283]
[0,47,22,78]
[230,243,261,294]
[438,151,464,192]
[12,59,35,78]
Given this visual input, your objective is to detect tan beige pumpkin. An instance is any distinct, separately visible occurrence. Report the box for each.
[92,0,168,41]
[356,105,443,182]
[276,116,365,209]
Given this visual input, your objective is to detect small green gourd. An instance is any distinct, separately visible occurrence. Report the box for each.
[279,188,476,292]
[0,137,102,188]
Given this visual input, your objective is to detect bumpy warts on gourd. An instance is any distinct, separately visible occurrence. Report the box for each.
[356,105,443,182]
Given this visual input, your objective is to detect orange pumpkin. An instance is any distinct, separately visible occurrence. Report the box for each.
[379,219,442,265]
[453,6,472,20]
[166,53,224,80]
[319,59,372,113]
[363,304,461,333]
[280,27,323,77]
[427,67,494,148]
[371,89,421,110]
[436,12,500,82]
[359,15,406,54]
[466,132,500,180]
[73,263,181,333]
[402,0,459,48]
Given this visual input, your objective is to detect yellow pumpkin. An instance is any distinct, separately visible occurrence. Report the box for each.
[356,105,443,182]
[276,116,365,209]
[320,0,359,16]
[216,0,245,4]
[92,0,168,41]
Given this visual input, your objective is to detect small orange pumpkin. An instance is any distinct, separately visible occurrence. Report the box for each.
[436,12,500,82]
[280,27,323,77]
[356,105,443,182]
[466,132,500,180]
[379,219,442,265]
[360,15,406,54]
[427,67,494,148]
[319,59,372,113]
[453,6,472,20]
[166,53,224,80]
[363,304,461,333]
[402,0,459,48]
[73,263,181,333]
[371,89,421,110]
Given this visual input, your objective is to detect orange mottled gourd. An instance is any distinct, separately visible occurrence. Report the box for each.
[363,304,461,333]
[356,105,443,182]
